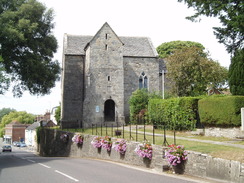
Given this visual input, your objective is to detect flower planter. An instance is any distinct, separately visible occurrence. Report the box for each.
[165,144,188,174]
[60,133,69,143]
[172,160,186,174]
[115,130,122,136]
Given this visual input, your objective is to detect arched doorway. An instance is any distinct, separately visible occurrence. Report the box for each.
[104,99,115,122]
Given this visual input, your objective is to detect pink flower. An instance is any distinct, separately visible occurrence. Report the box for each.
[135,141,153,160]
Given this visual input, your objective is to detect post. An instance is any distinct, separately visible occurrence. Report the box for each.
[92,124,94,135]
[130,122,132,139]
[122,124,124,139]
[153,125,155,144]
[136,123,138,142]
[162,69,165,99]
[241,108,244,131]
[111,124,113,137]
[144,118,146,141]
[101,123,102,136]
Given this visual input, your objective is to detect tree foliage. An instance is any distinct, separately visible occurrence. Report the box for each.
[0,111,34,126]
[0,107,16,123]
[148,97,198,131]
[199,95,244,127]
[129,89,161,123]
[157,40,205,58]
[0,111,35,137]
[0,0,60,97]
[177,0,244,54]
[55,105,61,125]
[166,47,228,97]
[229,49,244,95]
[0,61,10,95]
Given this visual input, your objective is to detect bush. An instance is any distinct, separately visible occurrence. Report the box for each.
[198,96,244,127]
[36,127,42,144]
[129,89,161,124]
[129,89,149,123]
[148,97,199,131]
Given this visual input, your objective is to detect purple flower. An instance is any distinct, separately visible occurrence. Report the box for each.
[72,134,84,144]
[91,136,102,148]
[101,136,112,151]
[135,141,153,160]
[113,139,127,154]
[165,144,188,166]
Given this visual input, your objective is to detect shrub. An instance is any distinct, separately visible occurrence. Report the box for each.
[36,127,41,144]
[148,97,199,131]
[198,96,244,127]
[129,89,161,124]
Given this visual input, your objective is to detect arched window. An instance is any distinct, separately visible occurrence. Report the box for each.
[139,72,148,89]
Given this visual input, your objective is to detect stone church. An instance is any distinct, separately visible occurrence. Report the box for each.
[61,22,164,128]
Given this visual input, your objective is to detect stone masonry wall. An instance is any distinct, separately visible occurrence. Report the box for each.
[123,57,159,123]
[203,127,244,139]
[82,24,125,126]
[61,55,84,128]
[39,129,244,183]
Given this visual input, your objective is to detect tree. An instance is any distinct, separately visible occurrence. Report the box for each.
[0,107,15,123]
[166,47,228,97]
[229,49,244,95]
[177,0,244,54]
[157,40,205,58]
[0,111,35,137]
[129,89,161,123]
[0,61,10,95]
[0,0,60,97]
[55,105,61,125]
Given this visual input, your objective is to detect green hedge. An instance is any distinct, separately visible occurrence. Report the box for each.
[148,97,200,131]
[198,96,244,127]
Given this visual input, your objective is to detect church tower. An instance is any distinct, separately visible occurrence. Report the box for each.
[61,22,160,129]
[83,22,125,127]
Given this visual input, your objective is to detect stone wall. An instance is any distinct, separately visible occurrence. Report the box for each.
[39,129,244,183]
[82,24,125,126]
[123,57,159,123]
[203,127,244,139]
[61,55,84,128]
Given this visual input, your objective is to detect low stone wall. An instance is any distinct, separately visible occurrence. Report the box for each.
[39,129,244,183]
[186,152,244,183]
[203,127,244,139]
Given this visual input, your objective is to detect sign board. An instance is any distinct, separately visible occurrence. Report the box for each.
[96,106,100,113]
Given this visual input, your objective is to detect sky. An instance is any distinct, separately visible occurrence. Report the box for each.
[0,0,231,115]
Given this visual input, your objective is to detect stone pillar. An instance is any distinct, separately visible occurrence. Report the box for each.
[241,108,244,131]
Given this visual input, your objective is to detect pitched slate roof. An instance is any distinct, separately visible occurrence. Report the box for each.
[63,34,158,57]
[26,122,40,130]
[120,36,158,57]
[26,121,48,130]
[63,35,93,55]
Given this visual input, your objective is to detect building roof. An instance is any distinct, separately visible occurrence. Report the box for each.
[25,121,48,130]
[26,122,40,130]
[6,121,29,128]
[63,23,158,57]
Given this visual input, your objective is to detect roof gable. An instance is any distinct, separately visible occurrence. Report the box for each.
[85,22,123,50]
